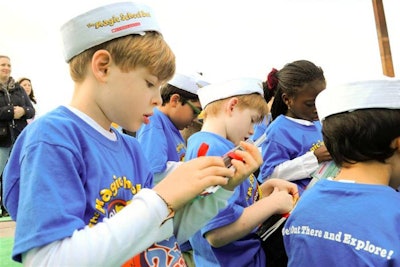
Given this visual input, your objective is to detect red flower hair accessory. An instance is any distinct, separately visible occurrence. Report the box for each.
[267,68,279,90]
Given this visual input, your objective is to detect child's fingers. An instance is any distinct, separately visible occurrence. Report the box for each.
[186,156,227,169]
[236,141,263,165]
[155,163,235,210]
[199,165,235,180]
[229,145,262,177]
[186,157,235,179]
[230,150,261,174]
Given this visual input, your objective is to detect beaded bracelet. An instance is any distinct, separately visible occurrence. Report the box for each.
[155,192,175,226]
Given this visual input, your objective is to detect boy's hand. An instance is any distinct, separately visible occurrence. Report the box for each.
[154,156,234,210]
[221,141,263,191]
[314,144,332,163]
[260,178,298,199]
[259,178,299,214]
[266,187,297,215]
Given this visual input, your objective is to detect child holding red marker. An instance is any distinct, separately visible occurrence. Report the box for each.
[186,78,298,267]
[2,3,263,266]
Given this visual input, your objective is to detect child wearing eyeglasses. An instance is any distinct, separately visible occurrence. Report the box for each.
[136,71,209,265]
[136,72,207,184]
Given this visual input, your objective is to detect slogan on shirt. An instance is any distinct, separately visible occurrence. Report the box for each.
[88,175,141,227]
[282,225,394,260]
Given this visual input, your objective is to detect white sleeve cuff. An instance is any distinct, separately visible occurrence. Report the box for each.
[269,151,319,181]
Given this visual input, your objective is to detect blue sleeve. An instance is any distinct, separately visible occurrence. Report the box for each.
[136,123,168,173]
[258,139,292,181]
[201,189,244,234]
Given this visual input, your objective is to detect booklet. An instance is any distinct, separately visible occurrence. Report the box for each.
[308,160,340,188]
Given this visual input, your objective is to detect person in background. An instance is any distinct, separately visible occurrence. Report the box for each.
[256,60,333,266]
[180,72,209,145]
[17,77,39,123]
[136,71,209,266]
[0,55,35,217]
[2,2,262,266]
[283,79,400,266]
[136,71,206,184]
[257,60,332,195]
[186,78,298,267]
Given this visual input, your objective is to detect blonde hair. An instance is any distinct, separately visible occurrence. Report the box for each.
[204,94,269,123]
[69,32,175,83]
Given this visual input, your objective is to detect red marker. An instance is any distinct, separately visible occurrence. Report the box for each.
[197,143,209,157]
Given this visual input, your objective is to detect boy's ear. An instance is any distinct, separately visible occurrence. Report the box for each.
[226,97,239,114]
[391,136,400,151]
[92,50,112,82]
[169,94,180,107]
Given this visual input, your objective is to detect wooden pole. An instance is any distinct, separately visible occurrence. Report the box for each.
[372,0,395,77]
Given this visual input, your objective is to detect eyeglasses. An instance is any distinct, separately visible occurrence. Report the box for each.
[185,100,202,116]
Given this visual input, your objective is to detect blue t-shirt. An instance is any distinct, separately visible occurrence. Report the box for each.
[136,108,186,175]
[258,115,324,190]
[283,179,400,266]
[136,107,192,253]
[186,131,264,267]
[3,106,184,266]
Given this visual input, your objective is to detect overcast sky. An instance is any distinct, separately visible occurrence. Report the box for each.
[1,0,399,114]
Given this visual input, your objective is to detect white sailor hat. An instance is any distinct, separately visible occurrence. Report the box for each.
[61,1,161,62]
[316,79,400,122]
[168,72,209,96]
[198,78,264,108]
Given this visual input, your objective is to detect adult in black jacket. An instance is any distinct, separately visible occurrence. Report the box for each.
[0,55,35,216]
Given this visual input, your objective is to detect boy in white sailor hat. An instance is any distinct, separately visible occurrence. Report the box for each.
[283,79,400,266]
[136,71,210,265]
[2,2,263,266]
[185,78,298,267]
[136,72,208,266]
[137,72,206,183]
[179,72,211,144]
